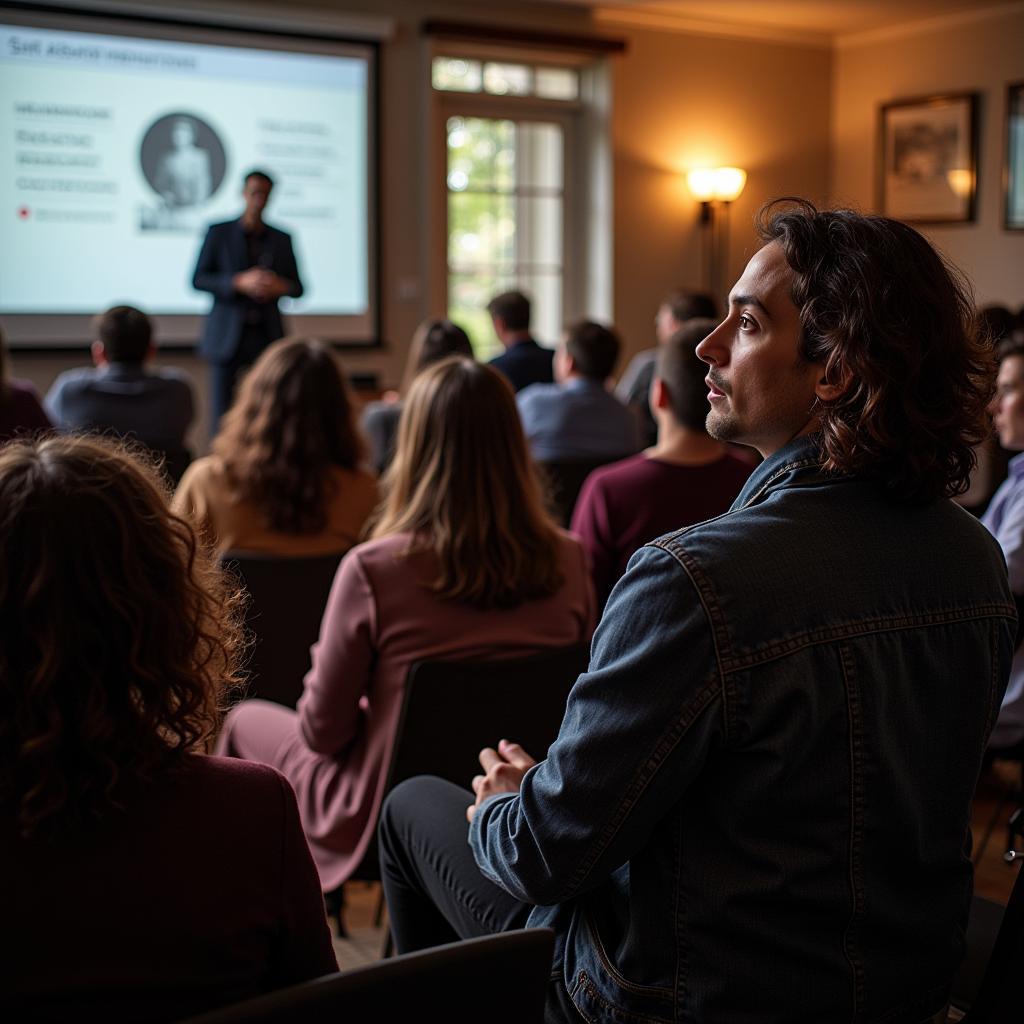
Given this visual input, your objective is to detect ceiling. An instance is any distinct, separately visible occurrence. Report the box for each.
[536,0,1015,41]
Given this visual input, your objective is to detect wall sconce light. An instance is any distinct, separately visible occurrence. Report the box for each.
[686,167,747,300]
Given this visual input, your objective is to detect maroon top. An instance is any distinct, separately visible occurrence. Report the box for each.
[571,452,753,606]
[2,755,337,1022]
[0,379,52,443]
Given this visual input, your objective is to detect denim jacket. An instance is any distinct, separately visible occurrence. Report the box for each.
[470,436,1014,1024]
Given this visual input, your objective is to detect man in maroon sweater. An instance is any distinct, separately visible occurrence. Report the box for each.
[571,318,752,606]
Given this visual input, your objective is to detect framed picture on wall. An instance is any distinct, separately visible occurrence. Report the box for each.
[1006,82,1024,230]
[879,93,978,223]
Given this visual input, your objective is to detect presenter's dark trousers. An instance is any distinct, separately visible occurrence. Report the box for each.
[209,323,274,434]
[378,776,583,1023]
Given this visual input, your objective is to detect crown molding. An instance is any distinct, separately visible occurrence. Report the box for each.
[836,1,1024,49]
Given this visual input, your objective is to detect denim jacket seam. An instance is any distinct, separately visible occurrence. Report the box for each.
[984,619,1002,739]
[734,455,822,509]
[575,972,675,1024]
[718,606,1017,674]
[558,681,721,900]
[838,641,866,1020]
[650,537,734,744]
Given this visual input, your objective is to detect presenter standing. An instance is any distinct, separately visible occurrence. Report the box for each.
[192,169,304,429]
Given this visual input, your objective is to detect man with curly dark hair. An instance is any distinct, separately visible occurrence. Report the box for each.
[378,200,1015,1024]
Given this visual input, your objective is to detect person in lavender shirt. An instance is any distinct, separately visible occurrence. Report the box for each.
[982,334,1024,748]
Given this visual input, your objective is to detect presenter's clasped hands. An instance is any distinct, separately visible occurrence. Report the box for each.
[233,268,290,303]
[466,739,537,822]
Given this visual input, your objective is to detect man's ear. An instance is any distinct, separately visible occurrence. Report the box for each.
[650,376,670,411]
[814,367,852,403]
[91,340,106,367]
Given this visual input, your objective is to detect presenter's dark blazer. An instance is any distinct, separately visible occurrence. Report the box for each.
[192,219,303,363]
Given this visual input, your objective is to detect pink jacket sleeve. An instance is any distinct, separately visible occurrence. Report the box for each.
[297,548,377,755]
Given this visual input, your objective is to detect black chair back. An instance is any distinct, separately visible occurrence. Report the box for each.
[958,861,1024,1022]
[180,928,555,1023]
[386,643,589,794]
[345,642,588,887]
[538,458,620,526]
[221,550,343,707]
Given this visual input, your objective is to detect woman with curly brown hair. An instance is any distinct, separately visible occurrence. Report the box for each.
[218,357,595,893]
[173,336,378,555]
[1,436,336,1020]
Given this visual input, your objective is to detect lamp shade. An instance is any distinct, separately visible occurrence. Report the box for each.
[687,166,747,203]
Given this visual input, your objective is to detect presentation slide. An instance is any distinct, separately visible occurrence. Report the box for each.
[0,15,376,345]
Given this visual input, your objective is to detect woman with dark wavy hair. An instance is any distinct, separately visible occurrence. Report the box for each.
[174,336,378,555]
[1,436,336,1020]
[218,357,595,894]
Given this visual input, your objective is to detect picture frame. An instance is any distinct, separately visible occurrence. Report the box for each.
[1005,82,1024,231]
[879,92,978,223]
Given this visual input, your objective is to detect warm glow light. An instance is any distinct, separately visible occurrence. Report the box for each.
[946,167,973,199]
[686,168,718,201]
[686,166,747,203]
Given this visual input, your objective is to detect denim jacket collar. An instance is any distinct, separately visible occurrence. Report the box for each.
[730,432,826,512]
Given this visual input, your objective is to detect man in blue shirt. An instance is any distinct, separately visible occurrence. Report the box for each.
[377,201,1013,1024]
[516,320,639,463]
[981,336,1024,748]
[45,305,194,461]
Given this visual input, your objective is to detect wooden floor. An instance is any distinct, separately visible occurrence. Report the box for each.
[331,760,1023,972]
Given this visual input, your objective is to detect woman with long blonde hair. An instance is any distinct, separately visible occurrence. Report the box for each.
[218,356,595,892]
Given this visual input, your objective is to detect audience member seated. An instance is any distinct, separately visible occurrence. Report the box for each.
[0,325,51,443]
[45,305,194,458]
[981,334,1024,750]
[0,435,336,1022]
[217,357,595,894]
[377,200,1013,1024]
[616,288,718,446]
[361,318,473,473]
[174,336,378,556]
[571,318,752,606]
[486,289,554,392]
[517,319,639,462]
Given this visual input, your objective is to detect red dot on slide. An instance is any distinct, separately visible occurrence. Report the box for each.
[18,207,30,219]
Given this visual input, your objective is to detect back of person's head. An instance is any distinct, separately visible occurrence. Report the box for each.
[401,319,474,393]
[372,357,563,608]
[655,318,719,431]
[95,305,152,364]
[978,305,1018,348]
[214,336,362,535]
[487,291,531,332]
[662,289,719,324]
[0,435,241,839]
[757,197,992,502]
[997,335,1024,364]
[564,319,621,382]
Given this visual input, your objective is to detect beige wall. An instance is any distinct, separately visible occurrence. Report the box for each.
[611,27,831,363]
[831,7,1024,306]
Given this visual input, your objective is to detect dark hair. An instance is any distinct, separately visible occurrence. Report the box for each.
[662,289,719,324]
[244,168,274,189]
[758,198,993,501]
[400,319,474,393]
[0,324,8,404]
[565,319,620,381]
[0,436,243,839]
[214,337,363,534]
[95,305,152,364]
[487,291,531,332]
[997,336,1024,363]
[979,306,1019,349]
[372,357,564,609]
[655,318,719,431]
